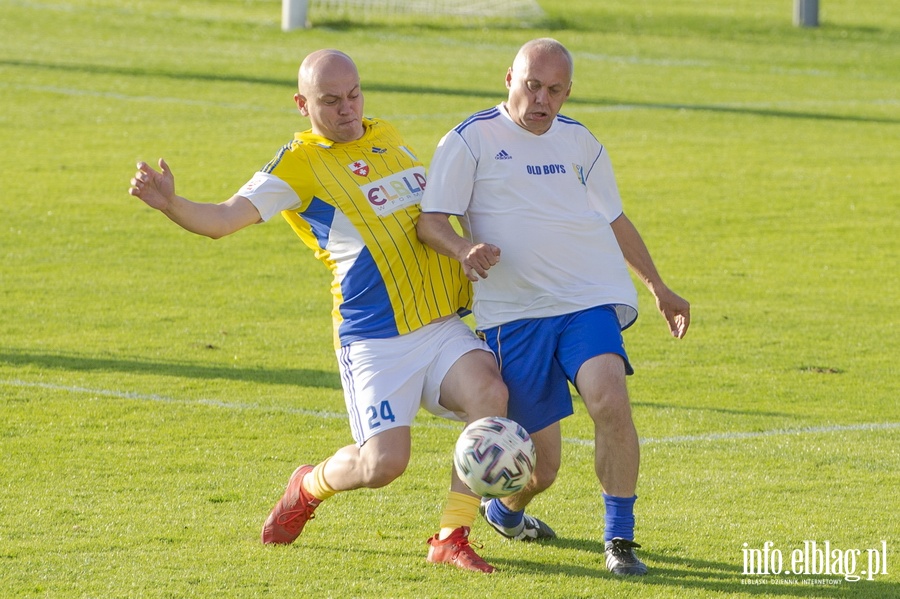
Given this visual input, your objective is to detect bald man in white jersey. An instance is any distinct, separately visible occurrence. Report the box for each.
[418,38,691,576]
[129,49,508,574]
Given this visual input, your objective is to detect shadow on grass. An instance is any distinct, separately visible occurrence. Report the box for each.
[500,537,887,596]
[4,59,898,125]
[0,349,341,390]
[309,12,897,42]
[295,534,888,595]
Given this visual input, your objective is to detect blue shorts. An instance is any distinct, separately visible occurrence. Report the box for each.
[478,305,633,434]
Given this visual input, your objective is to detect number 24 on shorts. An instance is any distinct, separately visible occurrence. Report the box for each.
[366,400,396,429]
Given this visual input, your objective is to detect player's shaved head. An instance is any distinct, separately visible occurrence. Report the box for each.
[505,38,573,135]
[298,49,359,96]
[294,49,365,143]
[513,38,574,82]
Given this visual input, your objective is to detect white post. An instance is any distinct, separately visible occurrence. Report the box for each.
[282,0,310,31]
[794,0,819,27]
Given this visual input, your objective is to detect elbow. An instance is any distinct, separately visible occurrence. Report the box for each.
[417,212,449,247]
[415,215,434,244]
[203,227,231,240]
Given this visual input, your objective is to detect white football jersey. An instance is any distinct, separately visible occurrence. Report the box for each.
[422,103,638,330]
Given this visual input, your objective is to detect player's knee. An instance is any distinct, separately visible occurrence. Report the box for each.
[531,461,559,493]
[481,375,509,416]
[361,451,409,488]
[584,389,632,424]
[457,373,509,420]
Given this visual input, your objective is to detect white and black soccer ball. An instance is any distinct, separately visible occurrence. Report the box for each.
[454,416,536,498]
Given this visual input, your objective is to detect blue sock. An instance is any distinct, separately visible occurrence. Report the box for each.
[486,498,524,529]
[603,493,637,542]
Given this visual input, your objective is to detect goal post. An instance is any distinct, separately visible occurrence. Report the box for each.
[282,0,545,30]
[793,0,819,27]
[282,0,309,31]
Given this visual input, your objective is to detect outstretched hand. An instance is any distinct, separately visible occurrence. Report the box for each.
[655,287,691,339]
[129,158,175,211]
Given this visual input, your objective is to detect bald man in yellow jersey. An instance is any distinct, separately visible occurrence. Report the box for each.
[128,50,506,573]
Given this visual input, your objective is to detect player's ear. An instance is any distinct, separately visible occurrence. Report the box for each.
[294,93,309,116]
[505,67,513,90]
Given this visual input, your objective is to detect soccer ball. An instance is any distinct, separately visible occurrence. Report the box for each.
[454,416,536,498]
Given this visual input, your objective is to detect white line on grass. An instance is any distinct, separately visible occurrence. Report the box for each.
[0,82,287,113]
[4,378,898,446]
[638,422,900,446]
[1,378,346,420]
[0,82,466,122]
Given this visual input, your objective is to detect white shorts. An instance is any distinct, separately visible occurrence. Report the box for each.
[336,316,491,446]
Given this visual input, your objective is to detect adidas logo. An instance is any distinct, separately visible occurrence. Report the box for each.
[494,149,512,160]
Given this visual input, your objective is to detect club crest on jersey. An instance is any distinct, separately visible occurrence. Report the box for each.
[349,160,370,177]
[573,164,586,186]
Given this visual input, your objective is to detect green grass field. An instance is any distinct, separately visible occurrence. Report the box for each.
[1,0,898,597]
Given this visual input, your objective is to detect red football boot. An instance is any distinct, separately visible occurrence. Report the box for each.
[426,526,495,573]
[261,465,321,544]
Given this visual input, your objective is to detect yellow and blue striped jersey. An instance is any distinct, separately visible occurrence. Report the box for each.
[238,118,471,348]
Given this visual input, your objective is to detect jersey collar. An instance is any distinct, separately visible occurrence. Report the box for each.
[295,117,377,148]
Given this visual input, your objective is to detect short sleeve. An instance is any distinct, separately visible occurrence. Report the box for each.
[237,172,301,222]
[584,148,624,223]
[421,131,476,216]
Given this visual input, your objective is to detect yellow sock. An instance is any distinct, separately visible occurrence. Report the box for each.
[438,492,481,540]
[301,458,338,501]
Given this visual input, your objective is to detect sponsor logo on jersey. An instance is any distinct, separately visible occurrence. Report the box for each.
[361,167,427,217]
[349,160,370,177]
[371,146,387,154]
[495,149,513,160]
